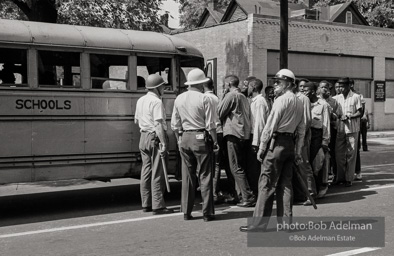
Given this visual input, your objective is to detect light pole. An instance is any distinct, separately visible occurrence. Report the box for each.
[280,0,288,69]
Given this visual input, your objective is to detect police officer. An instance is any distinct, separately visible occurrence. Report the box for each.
[135,74,174,215]
[171,68,219,222]
[240,69,306,232]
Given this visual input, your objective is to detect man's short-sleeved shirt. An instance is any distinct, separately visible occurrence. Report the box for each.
[135,92,167,132]
[204,91,222,133]
[171,89,217,132]
[336,90,362,134]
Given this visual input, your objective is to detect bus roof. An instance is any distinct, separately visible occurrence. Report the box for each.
[0,18,203,57]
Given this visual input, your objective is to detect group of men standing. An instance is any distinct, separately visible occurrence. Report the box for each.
[134,67,368,228]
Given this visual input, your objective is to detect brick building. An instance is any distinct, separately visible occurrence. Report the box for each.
[173,0,394,130]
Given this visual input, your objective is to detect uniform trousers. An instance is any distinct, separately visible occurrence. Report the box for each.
[335,132,359,182]
[253,135,295,221]
[179,131,214,216]
[226,135,254,202]
[139,131,166,210]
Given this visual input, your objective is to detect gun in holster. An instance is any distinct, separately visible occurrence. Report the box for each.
[204,130,213,146]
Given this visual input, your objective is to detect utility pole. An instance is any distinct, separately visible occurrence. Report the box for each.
[280,0,288,69]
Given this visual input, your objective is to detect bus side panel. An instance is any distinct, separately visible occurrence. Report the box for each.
[84,120,134,153]
[0,168,32,184]
[33,165,85,181]
[0,95,85,116]
[84,96,132,115]
[0,122,32,157]
[84,162,137,179]
[32,121,85,155]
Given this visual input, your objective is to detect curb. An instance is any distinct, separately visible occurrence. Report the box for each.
[367,132,394,139]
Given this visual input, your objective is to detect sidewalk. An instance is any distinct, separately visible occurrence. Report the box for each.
[367,130,394,138]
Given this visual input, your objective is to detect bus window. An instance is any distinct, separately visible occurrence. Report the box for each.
[37,51,80,88]
[178,56,204,94]
[0,48,27,87]
[90,54,128,90]
[137,56,172,91]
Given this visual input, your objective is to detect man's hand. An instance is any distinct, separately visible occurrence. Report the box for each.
[213,143,220,153]
[341,115,350,122]
[257,148,265,162]
[295,153,303,165]
[322,144,330,153]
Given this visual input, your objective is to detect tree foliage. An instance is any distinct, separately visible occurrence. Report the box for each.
[314,0,394,28]
[0,0,164,31]
[178,0,231,29]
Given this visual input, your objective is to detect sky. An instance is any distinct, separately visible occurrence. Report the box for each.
[160,0,181,28]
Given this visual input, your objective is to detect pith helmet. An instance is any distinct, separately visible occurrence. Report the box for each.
[184,68,210,86]
[146,74,166,89]
[275,69,296,83]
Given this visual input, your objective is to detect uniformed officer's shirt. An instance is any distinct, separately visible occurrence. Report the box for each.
[259,91,305,155]
[135,91,167,132]
[171,88,217,132]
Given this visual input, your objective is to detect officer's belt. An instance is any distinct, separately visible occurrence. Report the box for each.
[275,132,294,137]
[183,129,205,133]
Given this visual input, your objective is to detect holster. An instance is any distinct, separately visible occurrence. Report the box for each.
[269,133,277,151]
[204,130,213,146]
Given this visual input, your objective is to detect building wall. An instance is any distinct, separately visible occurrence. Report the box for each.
[174,19,249,99]
[250,14,394,130]
[175,15,394,130]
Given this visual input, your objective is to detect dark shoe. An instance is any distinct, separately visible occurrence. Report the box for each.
[237,196,256,207]
[152,208,174,215]
[345,181,352,187]
[203,215,215,222]
[363,148,368,151]
[142,206,152,213]
[184,214,194,220]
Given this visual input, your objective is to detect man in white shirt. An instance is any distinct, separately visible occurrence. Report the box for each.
[240,69,305,232]
[171,69,219,222]
[247,78,270,195]
[135,74,174,215]
[335,77,363,187]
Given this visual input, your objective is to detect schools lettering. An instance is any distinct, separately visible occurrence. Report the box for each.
[15,99,72,110]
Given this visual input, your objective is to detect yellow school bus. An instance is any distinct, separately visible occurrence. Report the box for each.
[0,18,203,184]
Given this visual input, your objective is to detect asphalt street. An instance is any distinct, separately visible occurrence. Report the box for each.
[0,136,393,256]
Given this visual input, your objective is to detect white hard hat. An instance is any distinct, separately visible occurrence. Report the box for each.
[275,69,295,83]
[184,68,209,86]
